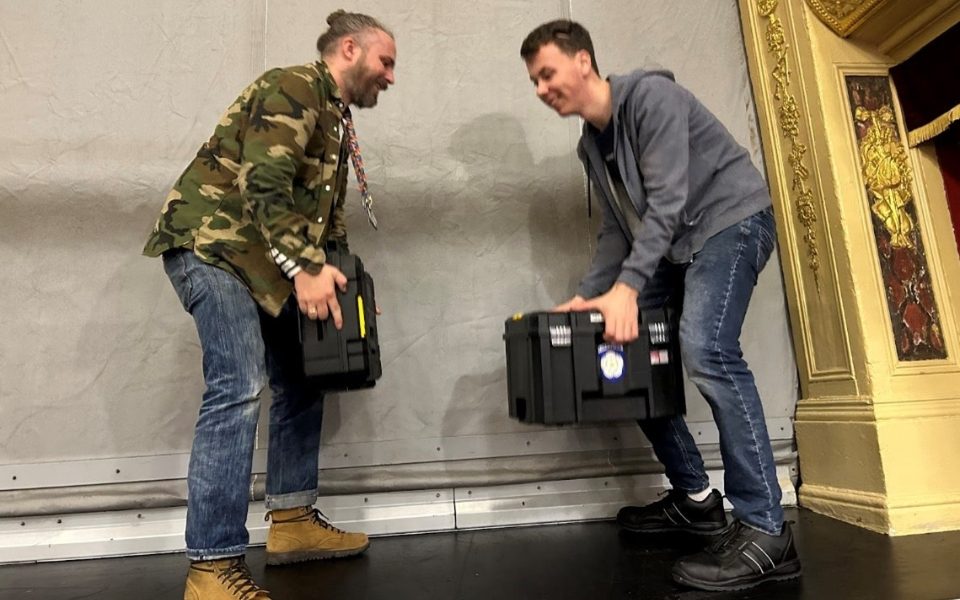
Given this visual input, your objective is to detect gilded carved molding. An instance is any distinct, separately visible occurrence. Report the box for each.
[855,105,915,249]
[804,0,887,37]
[758,0,822,289]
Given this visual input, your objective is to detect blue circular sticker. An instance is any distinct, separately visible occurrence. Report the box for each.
[598,344,625,382]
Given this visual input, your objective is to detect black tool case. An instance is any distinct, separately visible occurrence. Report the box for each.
[299,252,381,390]
[503,308,684,424]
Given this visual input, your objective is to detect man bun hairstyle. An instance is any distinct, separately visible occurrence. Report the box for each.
[327,9,347,25]
[316,10,394,56]
[520,19,599,74]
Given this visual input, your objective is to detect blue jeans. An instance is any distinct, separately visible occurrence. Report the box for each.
[637,207,783,534]
[163,249,325,561]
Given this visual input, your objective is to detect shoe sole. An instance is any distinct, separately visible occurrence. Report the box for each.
[672,560,802,591]
[618,522,728,536]
[265,541,370,566]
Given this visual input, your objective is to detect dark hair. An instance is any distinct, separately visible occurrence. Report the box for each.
[520,19,598,74]
[316,10,393,56]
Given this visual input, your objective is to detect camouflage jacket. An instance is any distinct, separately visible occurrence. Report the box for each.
[143,61,351,316]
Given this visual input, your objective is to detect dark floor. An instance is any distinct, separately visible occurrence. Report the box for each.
[2,508,959,600]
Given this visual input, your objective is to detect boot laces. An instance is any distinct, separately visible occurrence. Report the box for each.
[265,507,346,533]
[641,488,696,518]
[708,520,745,554]
[646,488,682,511]
[218,559,268,600]
[309,508,345,534]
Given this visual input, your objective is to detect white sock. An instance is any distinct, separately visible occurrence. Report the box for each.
[687,488,712,502]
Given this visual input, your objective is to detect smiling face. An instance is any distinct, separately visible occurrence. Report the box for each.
[525,42,593,117]
[343,29,396,109]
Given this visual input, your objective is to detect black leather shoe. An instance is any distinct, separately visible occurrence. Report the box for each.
[616,489,728,535]
[672,520,802,591]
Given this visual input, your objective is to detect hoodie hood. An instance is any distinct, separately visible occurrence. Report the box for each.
[608,69,676,128]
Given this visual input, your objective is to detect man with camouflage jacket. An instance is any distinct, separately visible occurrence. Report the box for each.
[143,11,395,600]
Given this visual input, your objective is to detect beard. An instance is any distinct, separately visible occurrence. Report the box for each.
[344,59,384,109]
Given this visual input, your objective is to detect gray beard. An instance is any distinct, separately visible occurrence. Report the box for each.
[345,64,379,109]
[354,86,379,108]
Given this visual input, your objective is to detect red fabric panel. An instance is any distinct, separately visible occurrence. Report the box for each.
[935,125,960,257]
[890,22,960,132]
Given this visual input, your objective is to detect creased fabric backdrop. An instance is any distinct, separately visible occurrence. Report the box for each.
[0,0,797,510]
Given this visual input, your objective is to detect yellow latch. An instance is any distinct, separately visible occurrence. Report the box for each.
[358,296,367,338]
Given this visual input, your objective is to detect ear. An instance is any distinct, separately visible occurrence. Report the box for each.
[341,35,360,62]
[576,49,593,76]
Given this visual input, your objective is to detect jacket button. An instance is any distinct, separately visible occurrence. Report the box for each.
[317,217,324,223]
[325,185,331,191]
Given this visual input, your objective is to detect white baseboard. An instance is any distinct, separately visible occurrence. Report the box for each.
[0,467,796,565]
[453,467,797,529]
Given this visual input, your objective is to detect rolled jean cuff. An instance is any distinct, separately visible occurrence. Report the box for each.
[739,516,783,537]
[186,546,246,562]
[265,489,318,511]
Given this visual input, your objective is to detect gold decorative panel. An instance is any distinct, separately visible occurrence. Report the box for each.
[845,75,947,361]
[805,0,887,37]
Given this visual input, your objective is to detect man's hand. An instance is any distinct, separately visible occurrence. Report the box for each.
[551,295,590,313]
[294,264,348,329]
[581,282,639,344]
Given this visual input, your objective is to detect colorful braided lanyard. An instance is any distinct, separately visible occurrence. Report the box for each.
[341,106,379,230]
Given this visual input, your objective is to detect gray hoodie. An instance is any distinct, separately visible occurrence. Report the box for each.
[576,69,771,299]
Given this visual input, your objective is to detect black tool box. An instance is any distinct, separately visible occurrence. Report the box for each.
[503,308,684,424]
[299,252,381,390]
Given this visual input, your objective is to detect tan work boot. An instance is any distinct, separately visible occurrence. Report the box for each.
[183,557,271,600]
[265,506,369,565]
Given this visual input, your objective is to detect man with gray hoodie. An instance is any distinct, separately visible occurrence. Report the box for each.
[520,20,801,592]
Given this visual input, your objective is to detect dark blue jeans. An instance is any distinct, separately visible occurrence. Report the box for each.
[163,249,325,561]
[638,207,783,534]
